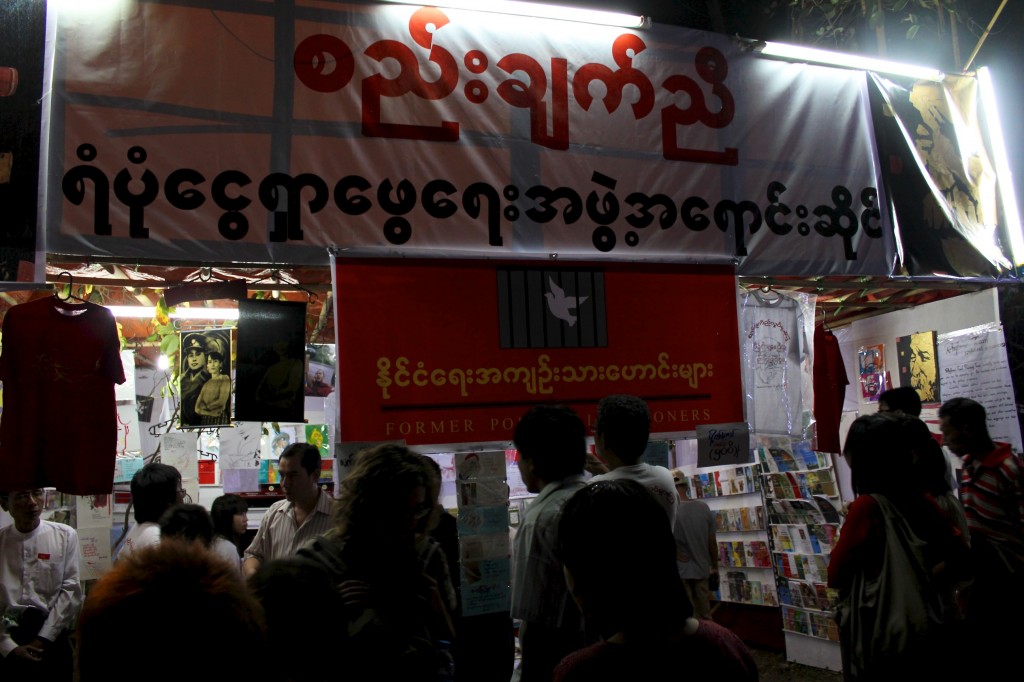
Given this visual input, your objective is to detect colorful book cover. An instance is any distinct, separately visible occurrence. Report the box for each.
[750,581,763,605]
[772,525,794,552]
[739,507,752,530]
[751,541,772,567]
[813,495,842,524]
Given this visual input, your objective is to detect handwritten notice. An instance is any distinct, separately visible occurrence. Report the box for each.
[219,422,262,469]
[78,529,112,581]
[160,432,198,479]
[696,422,752,467]
[938,323,1023,451]
[113,456,144,484]
[76,494,113,528]
[115,403,141,455]
[459,533,510,562]
[460,557,511,617]
[458,480,509,507]
[457,505,509,537]
[455,451,507,481]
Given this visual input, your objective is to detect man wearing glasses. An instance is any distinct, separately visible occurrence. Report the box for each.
[0,488,82,678]
[118,463,185,561]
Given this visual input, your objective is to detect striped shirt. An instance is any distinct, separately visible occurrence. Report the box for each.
[960,442,1024,570]
[243,489,335,564]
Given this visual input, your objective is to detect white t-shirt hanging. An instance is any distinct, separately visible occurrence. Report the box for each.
[740,290,807,436]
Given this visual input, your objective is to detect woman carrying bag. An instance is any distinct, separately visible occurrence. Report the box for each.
[829,413,971,681]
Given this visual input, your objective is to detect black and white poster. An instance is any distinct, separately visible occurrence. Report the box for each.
[178,328,233,429]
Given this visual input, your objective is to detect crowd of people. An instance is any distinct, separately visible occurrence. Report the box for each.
[1,390,1021,681]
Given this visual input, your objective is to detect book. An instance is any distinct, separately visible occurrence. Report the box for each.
[748,540,770,567]
[813,495,842,524]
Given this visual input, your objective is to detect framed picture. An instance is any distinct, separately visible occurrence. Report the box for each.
[178,328,233,429]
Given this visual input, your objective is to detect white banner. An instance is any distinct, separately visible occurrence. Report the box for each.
[47,2,892,275]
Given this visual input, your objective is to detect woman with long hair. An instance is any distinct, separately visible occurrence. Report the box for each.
[829,413,970,680]
[295,444,453,680]
[210,494,248,572]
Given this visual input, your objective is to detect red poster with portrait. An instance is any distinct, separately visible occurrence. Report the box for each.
[334,259,743,445]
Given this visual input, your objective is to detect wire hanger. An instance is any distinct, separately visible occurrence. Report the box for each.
[54,271,90,304]
[249,269,319,304]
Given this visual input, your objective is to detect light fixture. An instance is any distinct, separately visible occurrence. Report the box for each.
[381,0,648,28]
[105,305,240,320]
[157,354,170,371]
[978,66,1024,267]
[759,42,945,82]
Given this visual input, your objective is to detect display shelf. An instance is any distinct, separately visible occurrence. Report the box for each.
[756,439,844,646]
[681,460,778,610]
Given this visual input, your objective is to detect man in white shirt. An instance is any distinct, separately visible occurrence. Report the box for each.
[243,443,334,578]
[0,488,82,678]
[589,394,678,527]
[511,404,588,682]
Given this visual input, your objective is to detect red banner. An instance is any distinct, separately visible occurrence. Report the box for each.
[335,259,743,445]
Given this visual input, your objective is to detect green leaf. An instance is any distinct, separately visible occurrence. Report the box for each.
[870,9,885,28]
[163,334,180,356]
[906,23,921,39]
[894,0,909,11]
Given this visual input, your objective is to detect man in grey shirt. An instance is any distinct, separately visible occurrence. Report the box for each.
[672,471,719,619]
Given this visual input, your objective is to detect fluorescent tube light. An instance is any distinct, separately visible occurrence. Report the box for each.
[760,42,945,82]
[105,306,240,320]
[978,66,1024,267]
[381,0,648,28]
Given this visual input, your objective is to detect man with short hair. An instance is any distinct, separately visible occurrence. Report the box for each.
[939,396,1024,673]
[881,386,957,493]
[589,394,678,527]
[119,462,184,560]
[877,386,923,416]
[0,489,82,678]
[511,404,588,682]
[671,472,719,620]
[243,443,334,578]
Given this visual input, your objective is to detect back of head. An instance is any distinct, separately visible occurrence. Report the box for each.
[159,503,214,546]
[211,494,248,540]
[558,479,691,636]
[595,394,651,463]
[130,462,181,523]
[279,442,322,476]
[907,417,951,496]
[938,396,988,433]
[77,539,267,681]
[878,386,923,416]
[843,413,916,498]
[512,404,587,482]
[335,444,431,541]
[249,557,345,680]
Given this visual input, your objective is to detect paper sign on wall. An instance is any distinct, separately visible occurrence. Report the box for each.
[78,530,112,581]
[696,422,752,467]
[219,422,262,469]
[160,432,199,480]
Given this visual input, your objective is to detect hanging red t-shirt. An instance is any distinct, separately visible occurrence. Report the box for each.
[813,324,848,454]
[0,296,125,494]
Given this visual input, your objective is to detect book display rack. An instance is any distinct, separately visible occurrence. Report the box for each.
[755,436,844,661]
[680,462,778,608]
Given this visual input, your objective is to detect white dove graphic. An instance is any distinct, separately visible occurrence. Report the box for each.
[545,277,588,326]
